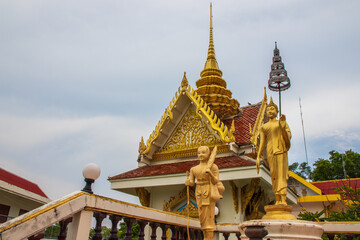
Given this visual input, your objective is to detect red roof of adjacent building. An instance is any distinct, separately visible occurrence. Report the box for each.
[109,155,254,180]
[224,103,260,146]
[0,168,48,198]
[312,178,360,195]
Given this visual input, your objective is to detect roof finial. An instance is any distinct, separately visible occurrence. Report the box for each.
[210,3,213,31]
[203,3,218,69]
[181,71,189,90]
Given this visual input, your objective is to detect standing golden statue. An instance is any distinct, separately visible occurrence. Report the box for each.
[185,146,225,240]
[256,97,291,205]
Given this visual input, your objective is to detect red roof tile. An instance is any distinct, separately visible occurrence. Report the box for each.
[109,156,254,180]
[224,103,260,146]
[0,168,48,198]
[312,179,360,195]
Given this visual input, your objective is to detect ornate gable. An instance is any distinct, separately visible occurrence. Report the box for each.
[139,73,236,162]
[154,105,223,160]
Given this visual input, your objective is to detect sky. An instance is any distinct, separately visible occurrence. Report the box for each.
[0,0,359,203]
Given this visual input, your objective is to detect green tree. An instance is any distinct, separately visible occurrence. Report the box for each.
[289,162,312,179]
[311,150,360,181]
[297,208,326,222]
[89,222,139,240]
[89,226,111,239]
[44,223,60,238]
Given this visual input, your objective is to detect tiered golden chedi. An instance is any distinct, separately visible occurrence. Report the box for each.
[195,5,239,119]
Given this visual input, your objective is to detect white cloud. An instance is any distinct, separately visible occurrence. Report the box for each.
[0,114,153,200]
[284,81,360,140]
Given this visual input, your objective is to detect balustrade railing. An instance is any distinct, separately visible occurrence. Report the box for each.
[1,191,359,240]
[0,191,241,240]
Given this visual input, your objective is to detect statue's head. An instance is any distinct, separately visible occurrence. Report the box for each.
[266,97,279,118]
[197,146,210,161]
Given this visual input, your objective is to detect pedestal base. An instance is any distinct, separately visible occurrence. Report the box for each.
[239,219,324,240]
[262,204,297,220]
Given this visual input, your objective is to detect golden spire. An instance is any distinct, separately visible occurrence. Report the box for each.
[204,3,219,70]
[195,4,240,119]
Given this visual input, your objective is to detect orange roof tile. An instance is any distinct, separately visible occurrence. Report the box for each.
[224,103,260,145]
[312,179,360,195]
[109,156,254,180]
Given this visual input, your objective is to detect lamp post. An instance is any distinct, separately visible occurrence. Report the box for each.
[81,163,101,194]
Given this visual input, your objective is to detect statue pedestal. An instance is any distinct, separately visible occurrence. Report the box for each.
[262,204,297,220]
[239,205,323,239]
[239,219,324,240]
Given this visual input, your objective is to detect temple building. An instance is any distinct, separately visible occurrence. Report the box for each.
[108,6,339,223]
[0,168,51,223]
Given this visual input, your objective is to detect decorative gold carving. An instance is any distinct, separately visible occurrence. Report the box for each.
[241,179,260,213]
[241,179,265,220]
[324,202,336,218]
[249,87,267,156]
[229,120,235,138]
[136,188,150,207]
[181,72,189,90]
[229,181,239,214]
[138,136,146,154]
[153,144,229,161]
[159,107,222,154]
[163,186,198,218]
[140,75,236,157]
[163,186,195,211]
[246,188,265,220]
[172,201,199,218]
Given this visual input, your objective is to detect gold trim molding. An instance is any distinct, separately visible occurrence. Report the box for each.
[163,186,198,218]
[153,144,229,161]
[140,76,236,156]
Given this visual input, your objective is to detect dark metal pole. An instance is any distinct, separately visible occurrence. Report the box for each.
[278,85,282,116]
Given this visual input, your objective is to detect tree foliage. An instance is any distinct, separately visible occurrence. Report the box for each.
[297,208,326,222]
[290,149,360,181]
[44,223,60,238]
[311,150,360,181]
[89,222,139,240]
[289,162,312,179]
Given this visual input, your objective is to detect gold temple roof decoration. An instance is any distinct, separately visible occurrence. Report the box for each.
[139,75,236,158]
[181,72,189,90]
[195,4,240,119]
[249,87,268,154]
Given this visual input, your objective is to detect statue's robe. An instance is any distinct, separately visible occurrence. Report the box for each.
[190,164,219,231]
[260,120,291,195]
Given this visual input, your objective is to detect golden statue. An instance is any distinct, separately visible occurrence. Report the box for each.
[185,146,225,240]
[256,98,291,205]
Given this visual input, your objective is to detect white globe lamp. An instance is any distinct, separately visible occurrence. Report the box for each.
[81,163,101,194]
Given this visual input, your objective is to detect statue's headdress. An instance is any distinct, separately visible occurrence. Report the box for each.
[267,97,279,113]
